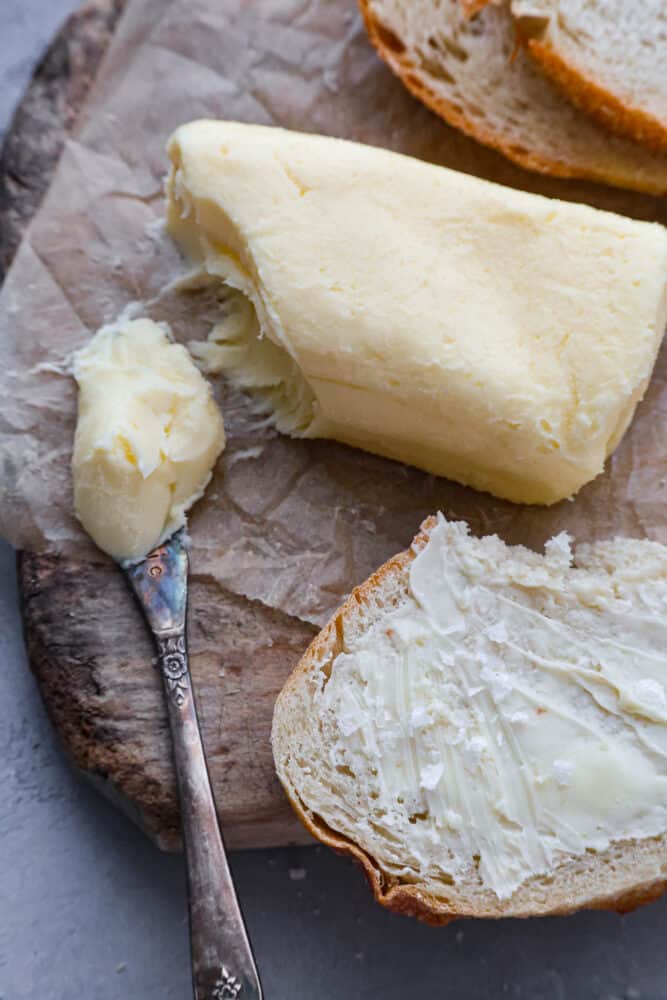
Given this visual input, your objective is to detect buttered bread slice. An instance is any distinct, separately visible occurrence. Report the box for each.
[360,0,667,191]
[272,515,667,921]
[167,120,667,506]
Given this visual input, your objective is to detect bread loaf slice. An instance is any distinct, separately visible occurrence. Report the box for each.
[272,515,667,921]
[359,0,667,195]
[511,0,667,154]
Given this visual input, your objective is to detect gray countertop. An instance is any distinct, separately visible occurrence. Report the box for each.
[1,4,666,998]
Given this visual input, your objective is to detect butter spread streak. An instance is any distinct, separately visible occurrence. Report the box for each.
[317,517,667,899]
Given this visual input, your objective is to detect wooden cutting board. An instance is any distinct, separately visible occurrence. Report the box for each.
[9,0,667,857]
[3,0,312,851]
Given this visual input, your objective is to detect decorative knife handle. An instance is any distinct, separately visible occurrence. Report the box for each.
[156,629,262,1000]
[126,533,262,1000]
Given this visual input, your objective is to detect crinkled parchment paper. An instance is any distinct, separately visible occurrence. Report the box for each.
[2,0,667,627]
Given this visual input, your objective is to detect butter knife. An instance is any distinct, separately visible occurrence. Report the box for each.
[125,530,263,1000]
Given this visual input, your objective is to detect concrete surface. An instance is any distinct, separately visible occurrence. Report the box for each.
[2,3,667,998]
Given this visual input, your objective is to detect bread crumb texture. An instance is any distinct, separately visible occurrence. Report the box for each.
[273,515,667,918]
[360,0,667,192]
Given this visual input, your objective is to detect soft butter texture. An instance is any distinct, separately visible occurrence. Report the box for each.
[166,120,667,505]
[290,516,667,900]
[72,318,225,562]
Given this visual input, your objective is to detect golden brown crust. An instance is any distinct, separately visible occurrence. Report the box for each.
[273,515,667,923]
[359,0,579,181]
[291,788,667,923]
[589,879,667,916]
[358,0,667,195]
[282,762,667,923]
[526,38,667,155]
[460,0,494,18]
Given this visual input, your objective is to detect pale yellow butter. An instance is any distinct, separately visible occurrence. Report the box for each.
[166,119,667,505]
[72,318,225,562]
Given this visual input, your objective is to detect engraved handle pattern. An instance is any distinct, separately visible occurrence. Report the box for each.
[211,966,243,998]
[156,632,189,706]
[126,532,262,1000]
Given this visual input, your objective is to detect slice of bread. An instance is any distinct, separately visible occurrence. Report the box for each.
[272,515,667,922]
[511,0,667,154]
[359,0,667,196]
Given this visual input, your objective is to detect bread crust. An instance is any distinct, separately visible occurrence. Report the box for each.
[463,0,667,154]
[525,38,667,155]
[358,0,667,195]
[460,0,494,17]
[272,517,667,923]
[359,0,579,181]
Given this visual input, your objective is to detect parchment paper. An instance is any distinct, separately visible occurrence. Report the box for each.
[2,0,667,627]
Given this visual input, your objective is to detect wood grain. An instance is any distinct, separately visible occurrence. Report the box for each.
[9,0,667,857]
[19,555,314,849]
[3,0,313,850]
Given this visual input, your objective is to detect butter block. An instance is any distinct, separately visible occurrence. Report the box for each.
[72,318,225,562]
[166,120,667,505]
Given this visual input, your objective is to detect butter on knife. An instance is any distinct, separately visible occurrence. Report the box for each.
[71,317,225,562]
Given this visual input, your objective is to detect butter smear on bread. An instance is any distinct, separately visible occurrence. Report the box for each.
[273,516,667,918]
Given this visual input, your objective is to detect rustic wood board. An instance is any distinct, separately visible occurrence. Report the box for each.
[10,0,667,858]
[3,0,313,851]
